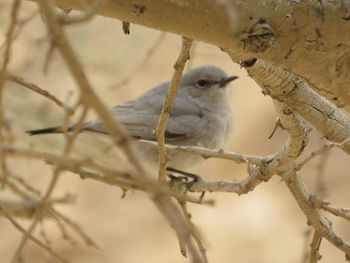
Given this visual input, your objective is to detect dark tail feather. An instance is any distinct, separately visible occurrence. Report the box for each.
[26,126,63,136]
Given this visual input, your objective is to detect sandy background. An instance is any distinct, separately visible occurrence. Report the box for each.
[1,1,350,262]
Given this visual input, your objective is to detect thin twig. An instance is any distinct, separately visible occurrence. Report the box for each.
[185,40,196,71]
[9,174,41,197]
[301,142,330,263]
[295,144,331,171]
[139,140,264,165]
[11,168,61,263]
[0,0,22,187]
[155,37,193,181]
[179,202,208,263]
[309,231,322,263]
[51,211,78,246]
[1,178,34,200]
[321,203,350,222]
[152,193,203,263]
[8,74,74,115]
[1,207,69,263]
[49,208,100,249]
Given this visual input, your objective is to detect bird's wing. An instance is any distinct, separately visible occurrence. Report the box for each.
[84,85,205,141]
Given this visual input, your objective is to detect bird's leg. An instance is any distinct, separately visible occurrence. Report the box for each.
[166,167,202,190]
[166,168,206,202]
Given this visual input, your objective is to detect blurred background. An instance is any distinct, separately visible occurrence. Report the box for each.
[1,1,350,262]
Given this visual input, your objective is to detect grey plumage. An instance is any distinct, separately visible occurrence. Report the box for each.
[27,66,237,171]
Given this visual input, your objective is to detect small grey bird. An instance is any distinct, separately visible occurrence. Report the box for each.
[27,66,237,172]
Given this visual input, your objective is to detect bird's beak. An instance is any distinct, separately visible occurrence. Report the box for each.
[219,76,238,87]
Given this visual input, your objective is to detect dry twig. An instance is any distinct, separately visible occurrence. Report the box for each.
[1,207,69,263]
[155,37,193,181]
[140,140,264,165]
[309,231,322,263]
[8,74,74,115]
[0,0,22,187]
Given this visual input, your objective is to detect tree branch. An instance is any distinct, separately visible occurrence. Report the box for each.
[241,59,350,155]
[28,0,350,112]
[155,37,192,181]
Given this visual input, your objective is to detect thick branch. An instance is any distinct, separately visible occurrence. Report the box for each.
[30,0,350,112]
[242,59,350,154]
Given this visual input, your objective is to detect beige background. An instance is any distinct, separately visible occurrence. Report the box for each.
[1,1,350,262]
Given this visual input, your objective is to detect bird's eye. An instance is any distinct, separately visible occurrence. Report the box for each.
[196,79,209,88]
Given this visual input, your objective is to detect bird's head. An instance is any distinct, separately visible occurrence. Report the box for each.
[179,66,238,109]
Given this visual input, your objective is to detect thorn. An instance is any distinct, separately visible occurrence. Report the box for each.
[122,21,130,34]
[121,189,127,199]
[268,118,281,139]
[199,191,205,203]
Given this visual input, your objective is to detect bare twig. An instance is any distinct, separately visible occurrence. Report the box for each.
[185,40,196,71]
[179,202,208,263]
[39,219,52,248]
[152,193,203,263]
[268,118,280,139]
[43,43,55,73]
[140,140,265,165]
[49,208,99,249]
[52,211,78,246]
[11,167,64,263]
[0,196,72,219]
[309,231,322,263]
[301,142,330,263]
[0,145,213,205]
[321,203,350,222]
[295,144,331,172]
[9,174,41,197]
[1,178,34,199]
[284,170,350,256]
[0,0,22,187]
[314,147,330,196]
[155,37,193,181]
[8,74,74,115]
[0,207,69,263]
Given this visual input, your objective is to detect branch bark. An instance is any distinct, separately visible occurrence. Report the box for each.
[241,59,350,154]
[29,0,350,112]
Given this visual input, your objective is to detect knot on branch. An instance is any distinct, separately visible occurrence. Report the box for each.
[239,18,276,53]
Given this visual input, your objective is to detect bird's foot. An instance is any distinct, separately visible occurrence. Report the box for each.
[166,167,202,192]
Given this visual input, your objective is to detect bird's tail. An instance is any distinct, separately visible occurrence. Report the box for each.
[26,126,67,136]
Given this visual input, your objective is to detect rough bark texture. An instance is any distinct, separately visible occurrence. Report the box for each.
[45,0,350,112]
